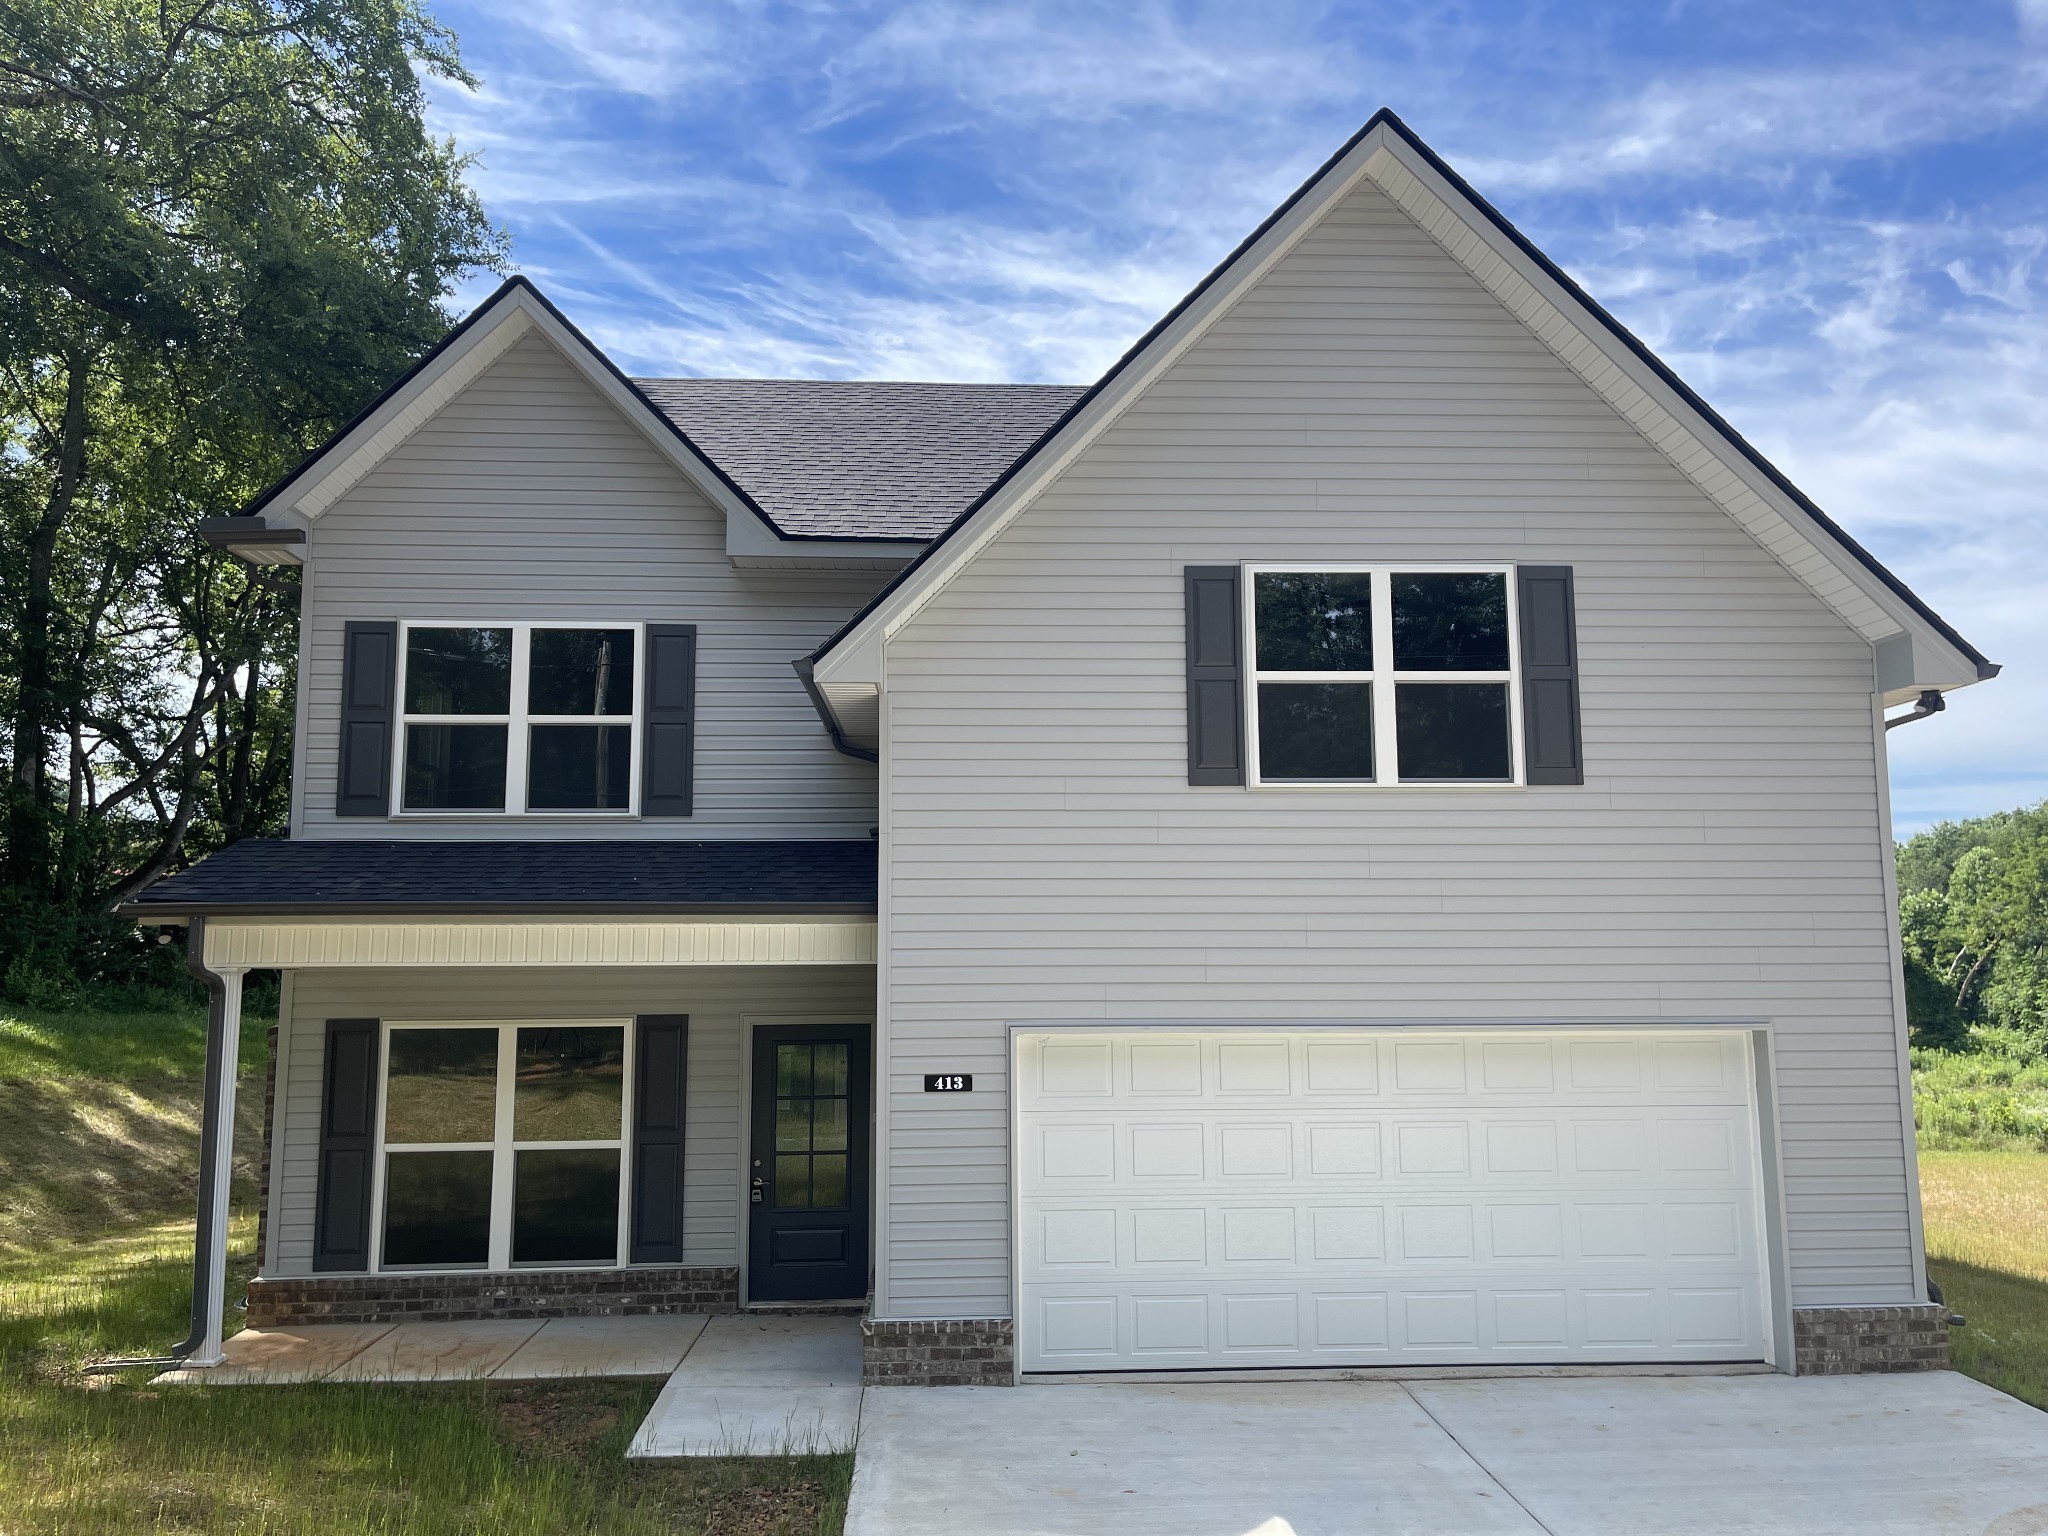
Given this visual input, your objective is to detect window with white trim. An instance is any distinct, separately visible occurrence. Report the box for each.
[1245,566,1521,785]
[397,623,640,814]
[376,1021,631,1270]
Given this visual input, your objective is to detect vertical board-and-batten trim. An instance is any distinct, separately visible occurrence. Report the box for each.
[642,624,697,817]
[336,622,396,817]
[1517,565,1584,785]
[631,1015,689,1264]
[1185,566,1245,785]
[203,918,878,969]
[312,1019,378,1271]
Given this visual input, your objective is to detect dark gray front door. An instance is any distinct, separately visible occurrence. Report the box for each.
[748,1024,870,1302]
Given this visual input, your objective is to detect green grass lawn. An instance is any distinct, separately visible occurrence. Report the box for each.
[1919,1149,2048,1412]
[0,1003,851,1535]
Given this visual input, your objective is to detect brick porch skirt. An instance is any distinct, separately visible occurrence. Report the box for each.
[1792,1304,1952,1374]
[861,1318,1014,1386]
[244,1266,740,1328]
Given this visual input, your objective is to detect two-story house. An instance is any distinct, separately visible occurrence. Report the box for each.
[130,111,1991,1385]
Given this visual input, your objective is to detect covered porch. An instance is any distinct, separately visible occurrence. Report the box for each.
[121,837,879,1371]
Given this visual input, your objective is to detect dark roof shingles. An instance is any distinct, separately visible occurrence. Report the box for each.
[634,378,1085,541]
[123,839,878,913]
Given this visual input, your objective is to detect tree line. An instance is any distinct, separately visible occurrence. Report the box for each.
[0,0,502,1004]
[1899,801,2048,1051]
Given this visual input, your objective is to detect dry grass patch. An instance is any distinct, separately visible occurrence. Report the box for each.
[1920,1150,2048,1411]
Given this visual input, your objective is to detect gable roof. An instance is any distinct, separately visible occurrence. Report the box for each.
[230,274,1083,544]
[804,108,1995,726]
[637,378,1085,539]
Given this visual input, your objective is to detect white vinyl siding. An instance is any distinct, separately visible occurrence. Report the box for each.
[268,965,875,1277]
[875,176,1913,1322]
[292,332,891,840]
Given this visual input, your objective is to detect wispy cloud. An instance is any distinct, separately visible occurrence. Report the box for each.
[423,0,2048,831]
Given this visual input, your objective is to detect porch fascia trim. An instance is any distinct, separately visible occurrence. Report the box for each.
[201,914,878,969]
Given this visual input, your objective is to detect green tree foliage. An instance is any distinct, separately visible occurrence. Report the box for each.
[0,0,504,1002]
[1898,803,2048,1051]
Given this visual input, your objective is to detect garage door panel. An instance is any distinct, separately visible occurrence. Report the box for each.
[1017,1030,1771,1372]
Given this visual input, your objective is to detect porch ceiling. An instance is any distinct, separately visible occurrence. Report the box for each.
[198,913,877,969]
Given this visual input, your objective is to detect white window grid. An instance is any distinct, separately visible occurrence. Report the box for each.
[392,620,646,816]
[371,1018,636,1272]
[1242,563,1525,788]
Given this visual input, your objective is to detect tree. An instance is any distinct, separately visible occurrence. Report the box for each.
[1897,803,2048,1050]
[0,0,505,998]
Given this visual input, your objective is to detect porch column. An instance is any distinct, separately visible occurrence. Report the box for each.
[184,934,243,1367]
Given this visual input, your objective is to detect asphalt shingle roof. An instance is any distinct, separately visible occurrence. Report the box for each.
[634,378,1087,541]
[120,839,878,915]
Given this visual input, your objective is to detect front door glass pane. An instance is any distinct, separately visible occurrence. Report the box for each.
[513,1148,620,1263]
[772,1043,853,1211]
[383,1150,492,1266]
[513,1026,625,1141]
[385,1028,498,1143]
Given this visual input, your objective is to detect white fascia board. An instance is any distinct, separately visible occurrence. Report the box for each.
[811,128,1393,694]
[1358,138,1985,693]
[723,506,925,569]
[283,285,772,542]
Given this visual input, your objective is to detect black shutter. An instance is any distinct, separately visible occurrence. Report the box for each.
[1185,566,1245,786]
[630,1015,689,1264]
[313,1019,379,1272]
[642,625,697,817]
[336,621,397,817]
[1518,565,1584,786]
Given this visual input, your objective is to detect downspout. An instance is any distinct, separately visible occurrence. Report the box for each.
[1884,689,1946,731]
[86,915,242,1372]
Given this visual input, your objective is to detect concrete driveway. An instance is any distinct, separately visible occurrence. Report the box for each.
[845,1371,2048,1536]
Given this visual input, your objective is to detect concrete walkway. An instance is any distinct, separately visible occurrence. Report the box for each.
[846,1371,2048,1536]
[627,1315,864,1458]
[158,1313,707,1384]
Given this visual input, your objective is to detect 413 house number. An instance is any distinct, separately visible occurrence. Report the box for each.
[923,1074,972,1092]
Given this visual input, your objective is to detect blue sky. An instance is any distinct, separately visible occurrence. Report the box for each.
[421,0,2047,835]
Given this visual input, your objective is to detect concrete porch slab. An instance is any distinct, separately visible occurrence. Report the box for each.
[491,1315,708,1380]
[156,1322,396,1384]
[846,1382,1541,1536]
[627,1314,864,1458]
[327,1319,545,1382]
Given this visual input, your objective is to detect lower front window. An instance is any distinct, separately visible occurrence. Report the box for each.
[376,1020,629,1270]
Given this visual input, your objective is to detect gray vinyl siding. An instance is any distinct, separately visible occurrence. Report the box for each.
[877,178,1913,1318]
[269,965,874,1277]
[292,332,887,840]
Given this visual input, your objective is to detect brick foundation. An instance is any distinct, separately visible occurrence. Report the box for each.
[861,1317,1014,1386]
[245,1266,739,1328]
[1793,1304,1951,1374]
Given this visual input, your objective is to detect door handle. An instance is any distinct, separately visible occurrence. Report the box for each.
[750,1176,764,1205]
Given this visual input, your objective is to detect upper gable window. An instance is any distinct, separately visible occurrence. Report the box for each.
[1246,567,1520,786]
[398,623,640,814]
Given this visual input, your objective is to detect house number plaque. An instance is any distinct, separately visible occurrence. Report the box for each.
[923,1074,972,1092]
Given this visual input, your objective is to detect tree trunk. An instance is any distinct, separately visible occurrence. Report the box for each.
[7,356,88,895]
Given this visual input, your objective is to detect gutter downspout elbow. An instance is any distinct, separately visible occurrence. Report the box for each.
[1884,689,1947,731]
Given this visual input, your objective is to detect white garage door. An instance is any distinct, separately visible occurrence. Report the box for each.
[1015,1029,1771,1373]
